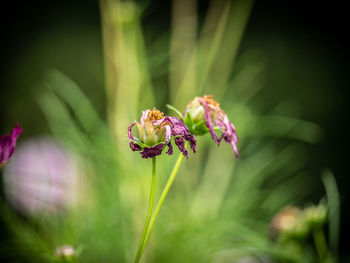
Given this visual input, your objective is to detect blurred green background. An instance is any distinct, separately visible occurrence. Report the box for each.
[0,0,348,262]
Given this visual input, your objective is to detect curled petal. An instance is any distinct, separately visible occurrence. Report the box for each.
[183,134,197,153]
[166,142,173,155]
[220,114,239,159]
[199,98,221,145]
[170,117,196,155]
[140,143,166,159]
[213,117,226,143]
[224,118,238,143]
[170,117,187,134]
[165,125,172,143]
[169,117,190,136]
[174,137,188,159]
[128,122,137,141]
[140,110,150,126]
[153,116,196,156]
[155,117,193,157]
[231,141,239,159]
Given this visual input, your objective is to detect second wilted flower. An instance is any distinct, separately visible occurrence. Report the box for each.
[128,108,196,159]
[183,95,239,158]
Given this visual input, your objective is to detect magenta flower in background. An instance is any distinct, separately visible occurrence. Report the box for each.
[128,108,196,158]
[2,137,80,215]
[184,95,239,159]
[0,123,22,167]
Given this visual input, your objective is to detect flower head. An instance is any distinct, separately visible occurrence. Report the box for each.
[303,204,327,229]
[184,95,239,158]
[0,123,22,167]
[128,108,196,159]
[269,206,309,241]
[55,245,76,261]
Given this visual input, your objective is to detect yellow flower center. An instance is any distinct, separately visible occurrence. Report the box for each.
[147,108,164,121]
[202,95,224,118]
[202,95,220,108]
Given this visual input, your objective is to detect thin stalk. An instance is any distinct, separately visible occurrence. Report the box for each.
[134,157,157,263]
[142,152,185,249]
[313,228,329,262]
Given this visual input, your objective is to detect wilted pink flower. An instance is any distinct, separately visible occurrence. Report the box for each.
[128,108,196,158]
[2,137,81,215]
[184,95,239,158]
[0,123,22,167]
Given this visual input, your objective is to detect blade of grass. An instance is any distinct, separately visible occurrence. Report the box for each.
[322,169,340,260]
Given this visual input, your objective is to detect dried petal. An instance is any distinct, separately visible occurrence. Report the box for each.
[140,144,166,159]
[199,98,221,145]
[174,137,188,158]
[166,142,173,155]
[130,142,142,152]
[155,116,196,156]
[215,112,239,159]
[128,122,137,141]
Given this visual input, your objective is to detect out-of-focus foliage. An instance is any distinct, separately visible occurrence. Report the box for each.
[0,0,340,262]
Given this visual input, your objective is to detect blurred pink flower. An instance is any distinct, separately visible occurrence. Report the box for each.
[55,245,76,259]
[2,137,80,215]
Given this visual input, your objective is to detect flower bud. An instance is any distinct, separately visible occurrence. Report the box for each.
[270,206,309,241]
[185,97,206,123]
[303,204,327,229]
[55,245,76,262]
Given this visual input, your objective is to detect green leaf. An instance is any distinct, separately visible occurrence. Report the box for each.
[166,104,184,120]
[322,169,340,259]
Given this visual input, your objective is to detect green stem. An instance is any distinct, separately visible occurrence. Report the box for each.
[142,152,184,250]
[313,228,329,262]
[133,157,157,263]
